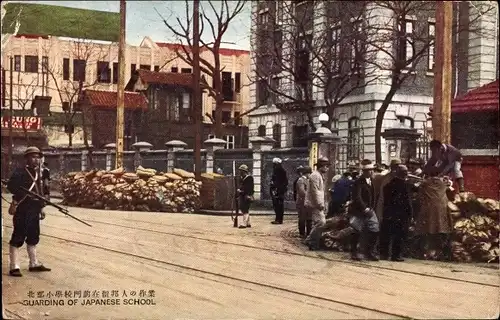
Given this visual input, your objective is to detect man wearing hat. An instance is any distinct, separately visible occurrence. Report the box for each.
[347,159,379,261]
[304,157,330,250]
[270,157,288,224]
[237,164,254,228]
[374,159,402,222]
[6,146,51,277]
[295,166,313,237]
[424,139,465,192]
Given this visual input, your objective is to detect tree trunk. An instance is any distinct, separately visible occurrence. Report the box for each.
[68,132,73,148]
[81,110,94,168]
[375,86,399,164]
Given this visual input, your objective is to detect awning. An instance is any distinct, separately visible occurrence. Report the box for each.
[451,80,499,113]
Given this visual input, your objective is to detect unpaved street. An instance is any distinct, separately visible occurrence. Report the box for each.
[2,201,499,319]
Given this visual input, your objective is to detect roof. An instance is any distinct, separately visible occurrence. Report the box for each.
[452,80,499,113]
[155,42,249,57]
[83,90,148,110]
[135,69,194,87]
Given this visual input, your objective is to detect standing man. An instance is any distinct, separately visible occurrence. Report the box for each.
[304,157,330,251]
[348,159,379,261]
[379,165,413,262]
[424,139,465,192]
[293,165,304,204]
[328,171,353,218]
[41,162,50,199]
[374,159,401,222]
[7,146,51,277]
[237,164,254,229]
[270,157,288,224]
[296,166,312,237]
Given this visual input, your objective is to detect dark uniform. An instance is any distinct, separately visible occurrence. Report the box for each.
[270,158,288,224]
[237,164,254,228]
[7,147,51,277]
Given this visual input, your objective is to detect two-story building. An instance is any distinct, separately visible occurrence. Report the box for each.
[249,1,499,168]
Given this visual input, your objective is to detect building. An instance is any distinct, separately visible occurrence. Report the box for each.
[249,1,499,167]
[1,34,250,148]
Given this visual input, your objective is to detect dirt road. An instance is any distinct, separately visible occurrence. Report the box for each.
[2,202,499,319]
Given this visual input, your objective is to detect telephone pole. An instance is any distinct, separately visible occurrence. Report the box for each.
[115,0,126,169]
[432,1,453,144]
[193,0,202,180]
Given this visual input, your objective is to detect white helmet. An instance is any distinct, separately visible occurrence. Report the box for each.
[272,157,282,164]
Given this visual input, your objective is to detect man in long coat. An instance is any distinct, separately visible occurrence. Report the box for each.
[270,157,288,224]
[374,159,401,222]
[304,158,330,250]
[237,164,255,229]
[296,166,312,237]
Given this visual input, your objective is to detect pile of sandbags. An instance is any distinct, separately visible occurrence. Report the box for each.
[60,166,202,213]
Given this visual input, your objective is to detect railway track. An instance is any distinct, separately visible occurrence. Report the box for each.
[39,212,499,288]
[3,224,409,319]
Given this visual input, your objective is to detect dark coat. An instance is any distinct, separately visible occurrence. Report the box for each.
[7,166,44,212]
[348,177,375,218]
[239,174,255,198]
[271,166,288,198]
[382,178,413,221]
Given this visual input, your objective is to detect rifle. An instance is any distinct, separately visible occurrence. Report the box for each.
[2,179,92,227]
[231,161,239,228]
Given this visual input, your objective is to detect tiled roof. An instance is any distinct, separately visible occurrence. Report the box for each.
[136,69,193,87]
[452,80,499,113]
[83,90,148,110]
[155,42,249,57]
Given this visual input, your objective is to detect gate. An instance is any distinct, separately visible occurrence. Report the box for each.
[336,127,365,174]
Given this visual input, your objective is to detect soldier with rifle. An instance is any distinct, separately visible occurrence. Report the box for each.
[6,147,51,277]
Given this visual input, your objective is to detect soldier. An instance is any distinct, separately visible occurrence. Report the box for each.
[296,166,312,237]
[7,146,51,277]
[304,157,330,251]
[270,157,288,224]
[237,164,254,229]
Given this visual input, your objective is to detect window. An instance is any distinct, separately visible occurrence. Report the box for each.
[235,72,241,93]
[62,101,70,112]
[154,65,160,72]
[397,18,414,65]
[428,22,435,71]
[63,58,70,80]
[222,111,231,123]
[223,135,235,149]
[347,117,360,160]
[14,55,21,71]
[42,56,48,73]
[295,34,311,82]
[275,2,284,25]
[113,62,119,84]
[331,118,339,132]
[272,124,281,148]
[131,64,136,74]
[182,92,190,109]
[222,71,233,101]
[171,67,178,73]
[257,78,269,106]
[97,61,110,83]
[234,112,241,125]
[259,11,269,25]
[397,115,414,128]
[258,125,266,137]
[272,30,283,66]
[350,20,363,71]
[140,64,151,70]
[24,56,38,73]
[292,125,308,147]
[270,76,280,103]
[331,25,341,74]
[73,59,86,82]
[181,68,192,74]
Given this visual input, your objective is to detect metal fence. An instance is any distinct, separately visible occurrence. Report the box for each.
[214,149,254,175]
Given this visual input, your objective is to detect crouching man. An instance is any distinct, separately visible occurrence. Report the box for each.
[7,147,51,277]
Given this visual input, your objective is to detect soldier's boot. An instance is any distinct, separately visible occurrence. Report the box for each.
[9,246,22,277]
[456,178,465,193]
[364,232,380,261]
[331,226,355,240]
[27,245,51,272]
[350,233,363,261]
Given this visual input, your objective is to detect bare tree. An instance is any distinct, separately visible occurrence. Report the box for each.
[157,0,247,137]
[252,1,381,131]
[12,75,41,143]
[44,39,116,165]
[365,1,497,163]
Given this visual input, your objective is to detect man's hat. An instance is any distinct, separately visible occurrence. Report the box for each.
[296,165,304,173]
[302,166,312,174]
[24,146,42,157]
[238,164,249,172]
[315,157,330,167]
[390,159,402,166]
[360,159,375,170]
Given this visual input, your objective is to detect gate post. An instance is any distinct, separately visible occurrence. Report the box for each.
[165,140,187,173]
[104,143,116,171]
[249,136,275,201]
[204,138,227,173]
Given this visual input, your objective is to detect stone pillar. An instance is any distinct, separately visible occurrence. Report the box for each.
[204,138,227,173]
[132,141,153,170]
[165,140,187,173]
[59,152,66,174]
[249,137,275,201]
[104,143,116,171]
[81,149,88,171]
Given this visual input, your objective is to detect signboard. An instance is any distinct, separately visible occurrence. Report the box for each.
[309,142,318,169]
[1,116,42,131]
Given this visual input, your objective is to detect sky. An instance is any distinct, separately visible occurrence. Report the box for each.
[11,0,252,50]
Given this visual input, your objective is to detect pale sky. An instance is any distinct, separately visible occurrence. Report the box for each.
[11,0,252,50]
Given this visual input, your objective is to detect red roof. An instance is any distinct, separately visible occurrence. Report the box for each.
[136,69,193,87]
[155,42,249,57]
[452,80,499,113]
[83,90,148,110]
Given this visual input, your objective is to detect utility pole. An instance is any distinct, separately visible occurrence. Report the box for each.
[8,56,13,175]
[433,1,453,144]
[115,0,126,169]
[193,0,202,180]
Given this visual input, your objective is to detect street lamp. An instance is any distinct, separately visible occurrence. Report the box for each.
[316,113,332,134]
